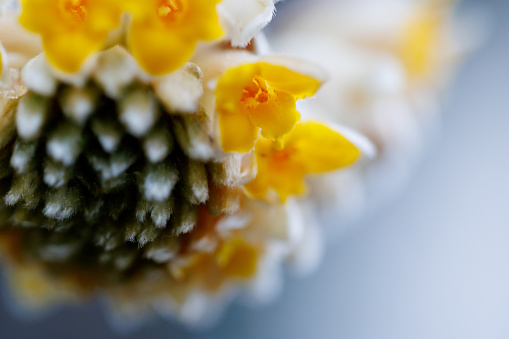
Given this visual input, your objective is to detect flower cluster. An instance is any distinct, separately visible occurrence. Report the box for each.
[0,0,474,327]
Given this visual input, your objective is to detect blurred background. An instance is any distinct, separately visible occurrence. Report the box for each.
[1,0,508,338]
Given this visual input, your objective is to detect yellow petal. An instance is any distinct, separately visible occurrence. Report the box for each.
[42,31,106,73]
[287,122,361,173]
[218,111,259,153]
[125,0,223,75]
[268,166,307,202]
[215,63,259,115]
[246,89,300,141]
[399,3,443,77]
[183,0,224,40]
[247,121,361,202]
[128,24,195,76]
[216,62,322,153]
[259,63,322,100]
[244,139,271,198]
[19,0,60,34]
[217,238,259,279]
[19,0,123,73]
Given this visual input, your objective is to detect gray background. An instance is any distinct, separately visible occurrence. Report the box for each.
[1,0,509,338]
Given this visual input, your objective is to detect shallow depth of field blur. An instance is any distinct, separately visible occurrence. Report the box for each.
[1,0,508,338]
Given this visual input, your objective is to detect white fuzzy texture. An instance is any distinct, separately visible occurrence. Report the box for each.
[16,95,47,140]
[143,172,177,202]
[43,203,74,220]
[97,135,119,153]
[21,54,57,96]
[153,63,203,114]
[60,87,97,125]
[43,171,65,188]
[119,88,158,137]
[191,185,208,203]
[217,0,277,47]
[145,245,178,263]
[151,209,171,228]
[3,191,18,206]
[46,139,74,166]
[93,46,141,99]
[10,143,34,173]
[143,141,169,163]
[186,142,215,162]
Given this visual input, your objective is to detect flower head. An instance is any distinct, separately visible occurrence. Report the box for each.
[245,121,361,201]
[18,0,123,73]
[124,0,223,75]
[216,62,322,153]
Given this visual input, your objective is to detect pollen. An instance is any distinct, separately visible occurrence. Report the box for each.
[157,0,182,20]
[241,76,271,106]
[64,0,88,23]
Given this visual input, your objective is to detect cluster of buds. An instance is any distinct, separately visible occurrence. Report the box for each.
[0,0,474,326]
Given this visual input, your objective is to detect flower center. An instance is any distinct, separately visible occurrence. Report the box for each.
[241,76,271,107]
[63,0,88,23]
[157,0,183,22]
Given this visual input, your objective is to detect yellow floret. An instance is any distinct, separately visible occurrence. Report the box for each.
[216,62,322,153]
[245,121,361,202]
[399,1,447,78]
[19,0,123,73]
[124,0,223,75]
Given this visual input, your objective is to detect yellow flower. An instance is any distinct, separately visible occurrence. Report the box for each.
[19,0,123,73]
[216,237,259,278]
[245,121,361,202]
[124,0,223,76]
[216,62,322,153]
[399,1,446,78]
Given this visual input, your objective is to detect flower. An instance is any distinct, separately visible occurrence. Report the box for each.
[124,0,223,76]
[18,0,123,73]
[217,0,278,47]
[245,121,361,202]
[398,1,448,78]
[215,61,322,153]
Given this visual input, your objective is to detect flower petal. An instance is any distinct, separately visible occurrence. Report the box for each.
[128,23,196,76]
[218,111,259,153]
[42,31,105,73]
[217,238,259,278]
[259,62,322,100]
[215,63,259,115]
[244,139,271,198]
[247,89,300,141]
[268,166,307,202]
[285,121,361,173]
